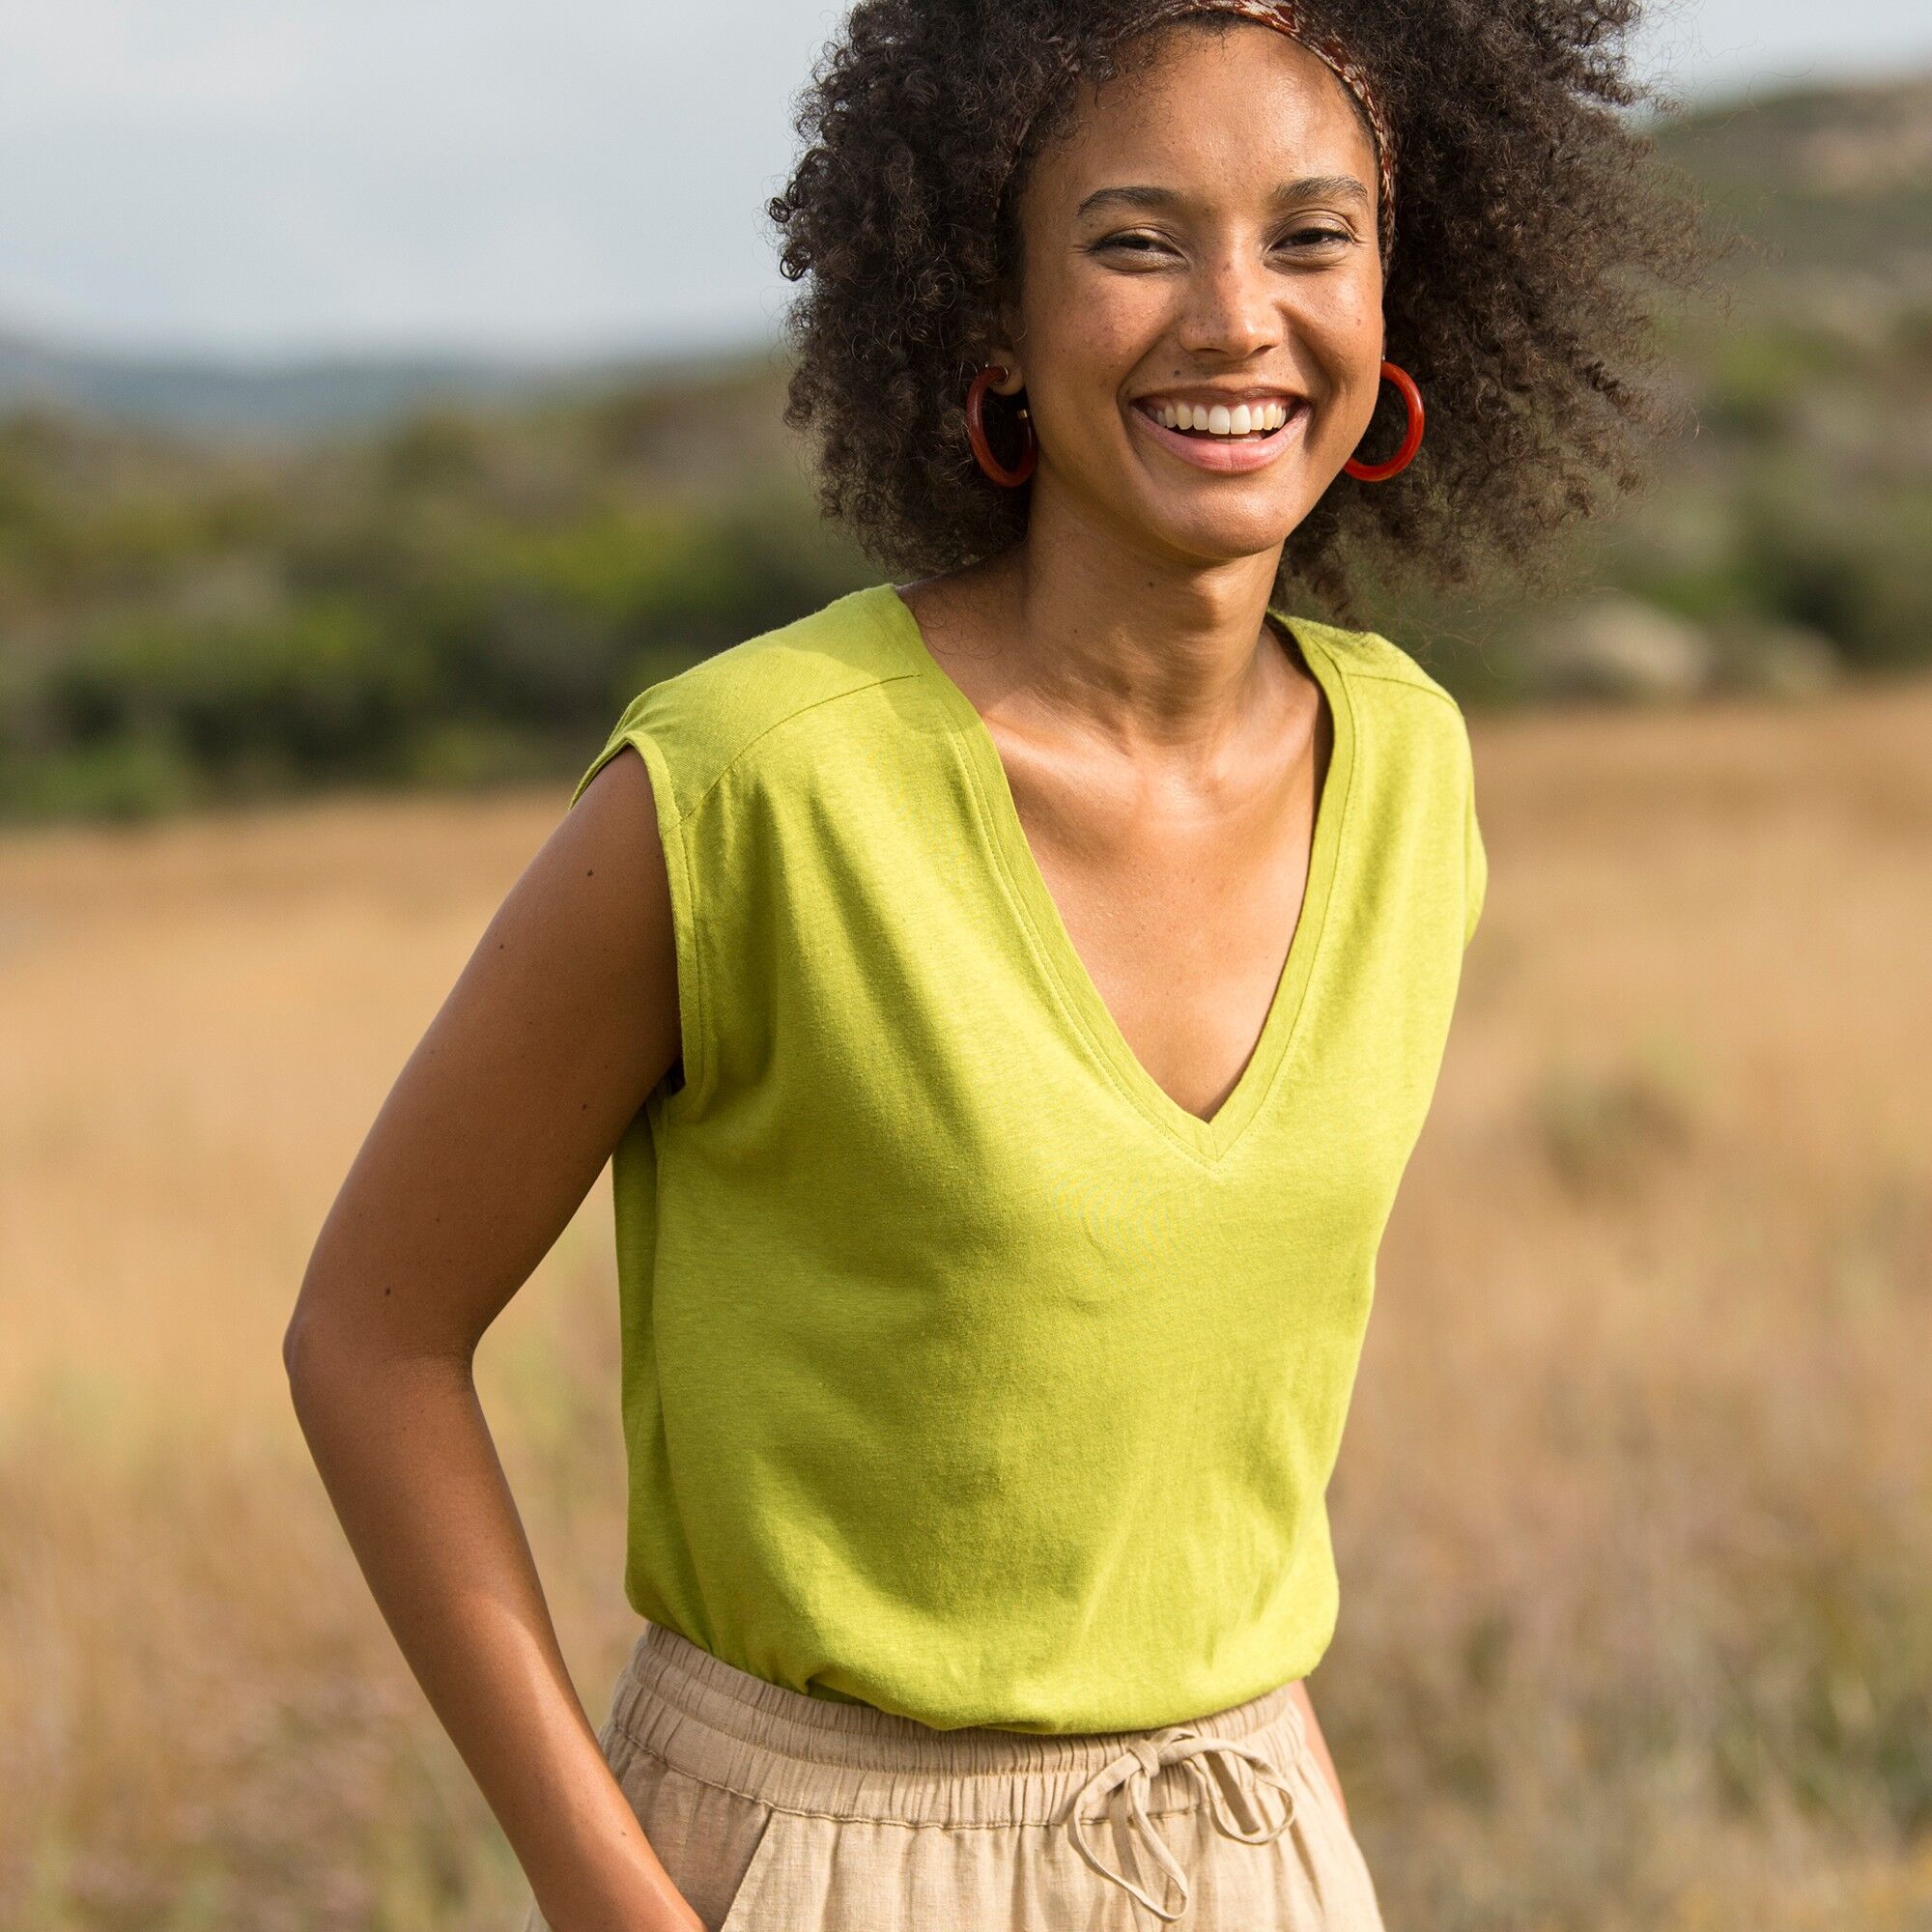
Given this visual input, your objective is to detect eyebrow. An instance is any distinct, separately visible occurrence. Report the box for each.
[1075,176,1372,219]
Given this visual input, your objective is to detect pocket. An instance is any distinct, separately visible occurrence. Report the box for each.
[1333,1808,1385,1931]
[606,1749,780,1932]
[1247,1736,1372,1930]
[515,1777,781,1932]
[1297,1754,1385,1931]
[714,1803,784,1931]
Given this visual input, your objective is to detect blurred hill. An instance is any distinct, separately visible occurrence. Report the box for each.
[1655,71,1932,312]
[0,327,780,440]
[1,70,1927,824]
[2,78,1924,439]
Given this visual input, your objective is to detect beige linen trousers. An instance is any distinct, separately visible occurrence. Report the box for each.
[517,1618,1386,1931]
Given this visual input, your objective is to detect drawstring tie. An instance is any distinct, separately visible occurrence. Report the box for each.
[1065,1719,1301,1922]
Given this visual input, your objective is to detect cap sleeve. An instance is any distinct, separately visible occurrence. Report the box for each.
[568,685,710,1114]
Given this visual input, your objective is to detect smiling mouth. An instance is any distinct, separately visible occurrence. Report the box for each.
[1126,396,1311,470]
[1131,397,1308,439]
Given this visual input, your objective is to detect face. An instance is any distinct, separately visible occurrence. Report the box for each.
[991,20,1386,568]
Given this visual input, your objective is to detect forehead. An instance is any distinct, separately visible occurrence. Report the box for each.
[1025,20,1376,205]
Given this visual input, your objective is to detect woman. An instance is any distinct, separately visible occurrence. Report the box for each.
[285,3,1707,1927]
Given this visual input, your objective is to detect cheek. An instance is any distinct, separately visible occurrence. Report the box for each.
[1293,278,1381,358]
[1294,296,1384,422]
[1028,270,1167,410]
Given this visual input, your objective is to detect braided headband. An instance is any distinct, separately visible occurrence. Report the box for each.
[1039,1,1397,270]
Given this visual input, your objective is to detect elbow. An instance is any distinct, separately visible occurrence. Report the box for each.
[281,1280,351,1393]
[281,1310,307,1382]
[280,1286,477,1394]
[282,1268,327,1380]
[281,1299,323,1402]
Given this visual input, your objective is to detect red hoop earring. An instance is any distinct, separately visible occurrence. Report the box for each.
[1343,360,1424,482]
[965,363,1037,488]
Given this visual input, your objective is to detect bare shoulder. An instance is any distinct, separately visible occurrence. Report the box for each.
[289,745,680,1358]
[517,736,683,1119]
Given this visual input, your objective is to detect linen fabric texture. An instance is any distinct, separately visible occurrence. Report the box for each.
[565,582,1484,1736]
[517,1615,1387,1931]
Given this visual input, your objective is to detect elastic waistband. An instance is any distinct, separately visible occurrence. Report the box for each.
[604,1619,1311,1830]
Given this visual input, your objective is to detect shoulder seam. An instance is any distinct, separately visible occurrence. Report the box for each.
[1280,614,1462,710]
[1332,665,1465,712]
[675,668,923,829]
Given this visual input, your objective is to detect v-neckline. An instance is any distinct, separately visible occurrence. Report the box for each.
[872,582,1359,1165]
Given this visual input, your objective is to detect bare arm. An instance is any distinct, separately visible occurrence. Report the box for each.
[283,746,696,1932]
[1288,1678,1351,1828]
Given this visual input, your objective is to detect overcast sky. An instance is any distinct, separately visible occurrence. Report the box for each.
[1,0,1924,363]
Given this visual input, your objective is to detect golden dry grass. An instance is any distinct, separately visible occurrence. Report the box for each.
[1,677,1927,1930]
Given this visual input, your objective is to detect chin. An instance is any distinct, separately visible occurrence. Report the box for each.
[1123,493,1313,565]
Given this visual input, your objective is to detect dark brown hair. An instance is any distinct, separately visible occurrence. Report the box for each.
[766,0,1721,622]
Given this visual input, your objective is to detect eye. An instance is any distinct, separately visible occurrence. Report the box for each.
[1092,225,1356,261]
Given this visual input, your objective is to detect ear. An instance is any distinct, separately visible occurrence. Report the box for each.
[983,290,1027,395]
[980,357,1026,399]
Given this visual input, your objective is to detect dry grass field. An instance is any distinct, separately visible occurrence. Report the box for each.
[2,672,1928,1931]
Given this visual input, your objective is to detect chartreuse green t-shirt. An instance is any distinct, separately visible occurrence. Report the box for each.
[568,581,1486,1734]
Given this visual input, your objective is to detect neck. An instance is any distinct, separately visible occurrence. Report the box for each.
[948,502,1299,761]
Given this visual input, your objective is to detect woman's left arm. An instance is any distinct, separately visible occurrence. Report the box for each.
[1287,1680,1350,1827]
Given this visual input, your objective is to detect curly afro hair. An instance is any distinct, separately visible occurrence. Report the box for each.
[765,0,1721,623]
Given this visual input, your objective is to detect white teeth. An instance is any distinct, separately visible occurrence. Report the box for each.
[1151,399,1293,436]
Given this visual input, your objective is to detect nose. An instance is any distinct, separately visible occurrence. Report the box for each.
[1175,244,1284,361]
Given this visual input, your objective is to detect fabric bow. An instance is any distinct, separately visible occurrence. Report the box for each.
[1065,1720,1301,1921]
